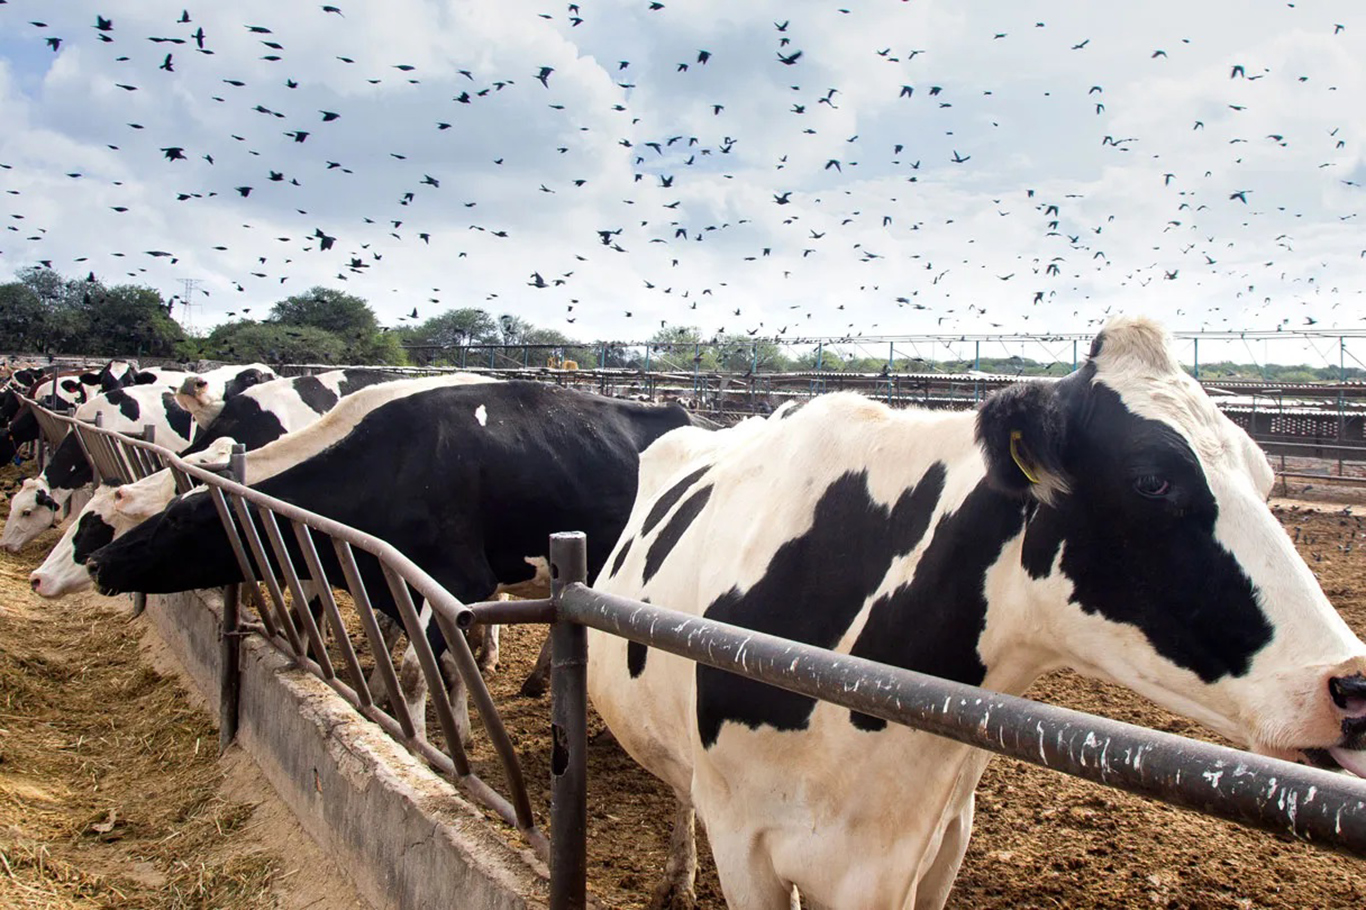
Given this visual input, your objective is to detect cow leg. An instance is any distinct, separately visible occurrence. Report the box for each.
[519,631,552,697]
[707,822,792,910]
[395,600,473,748]
[912,793,974,910]
[648,797,699,910]
[367,612,406,709]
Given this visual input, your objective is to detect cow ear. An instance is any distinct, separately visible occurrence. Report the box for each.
[79,372,99,384]
[61,379,81,393]
[976,382,1070,506]
[133,371,158,385]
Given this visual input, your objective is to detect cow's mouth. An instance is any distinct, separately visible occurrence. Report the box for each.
[1302,747,1366,778]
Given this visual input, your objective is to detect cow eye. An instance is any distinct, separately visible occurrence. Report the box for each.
[21,509,32,517]
[1134,475,1170,498]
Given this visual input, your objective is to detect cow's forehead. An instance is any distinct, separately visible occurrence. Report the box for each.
[1085,332,1242,470]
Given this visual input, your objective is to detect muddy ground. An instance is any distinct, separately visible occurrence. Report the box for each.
[4,448,1366,907]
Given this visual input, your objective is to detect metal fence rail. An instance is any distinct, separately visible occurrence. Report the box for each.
[544,532,1366,907]
[22,400,548,863]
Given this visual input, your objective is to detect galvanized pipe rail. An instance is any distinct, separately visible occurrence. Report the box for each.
[545,534,1366,906]
[24,405,548,863]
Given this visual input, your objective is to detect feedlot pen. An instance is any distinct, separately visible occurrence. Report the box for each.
[7,399,1366,909]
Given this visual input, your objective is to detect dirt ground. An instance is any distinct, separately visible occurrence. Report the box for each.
[6,447,1366,908]
[0,497,366,909]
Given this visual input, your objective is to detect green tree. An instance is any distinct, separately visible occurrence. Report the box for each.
[268,287,404,363]
[202,321,346,364]
[80,284,185,357]
[0,282,47,351]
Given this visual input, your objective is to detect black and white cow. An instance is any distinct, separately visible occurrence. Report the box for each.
[589,317,1366,909]
[182,369,394,454]
[172,363,277,427]
[30,373,494,598]
[0,386,197,552]
[86,381,709,739]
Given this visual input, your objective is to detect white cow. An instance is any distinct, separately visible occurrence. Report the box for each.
[173,363,277,427]
[590,317,1366,909]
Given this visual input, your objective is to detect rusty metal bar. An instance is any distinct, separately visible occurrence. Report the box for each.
[458,597,556,628]
[379,564,472,778]
[259,505,335,678]
[293,521,373,708]
[559,583,1366,861]
[549,533,589,910]
[219,582,241,752]
[332,538,417,740]
[428,599,537,833]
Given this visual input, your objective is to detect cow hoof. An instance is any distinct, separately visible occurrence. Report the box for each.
[518,672,547,698]
[478,657,499,676]
[647,881,695,910]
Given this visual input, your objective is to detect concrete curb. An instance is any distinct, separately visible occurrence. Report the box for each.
[145,590,550,910]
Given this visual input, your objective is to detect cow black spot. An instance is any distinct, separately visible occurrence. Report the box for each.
[627,640,648,678]
[44,434,93,492]
[848,480,1027,730]
[61,379,82,394]
[161,392,192,441]
[643,485,713,584]
[104,388,140,422]
[1046,382,1272,683]
[71,512,116,563]
[34,488,59,512]
[641,465,710,537]
[1020,501,1063,579]
[696,465,946,748]
[223,368,271,399]
[294,376,339,414]
[335,369,392,398]
[608,536,633,578]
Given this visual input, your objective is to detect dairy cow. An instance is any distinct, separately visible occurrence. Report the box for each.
[0,386,197,552]
[182,370,393,454]
[86,382,710,740]
[173,363,277,427]
[589,317,1366,909]
[31,373,495,598]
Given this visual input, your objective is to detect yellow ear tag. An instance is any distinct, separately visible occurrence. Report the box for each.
[1009,430,1042,485]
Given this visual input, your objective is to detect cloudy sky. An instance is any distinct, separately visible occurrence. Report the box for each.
[1,0,1364,365]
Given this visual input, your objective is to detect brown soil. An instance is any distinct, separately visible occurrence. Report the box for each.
[0,509,365,909]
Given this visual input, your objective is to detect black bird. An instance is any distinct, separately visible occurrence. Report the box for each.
[160,147,186,160]
[95,15,113,32]
[774,191,792,204]
[320,110,340,121]
[536,66,553,87]
[951,150,971,163]
[191,27,206,49]
[159,53,174,71]
[323,5,344,14]
[46,37,62,52]
[777,50,803,65]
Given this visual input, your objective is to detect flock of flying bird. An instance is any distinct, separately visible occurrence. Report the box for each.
[0,1,1363,349]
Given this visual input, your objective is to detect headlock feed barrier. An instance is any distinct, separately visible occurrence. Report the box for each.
[19,397,1366,910]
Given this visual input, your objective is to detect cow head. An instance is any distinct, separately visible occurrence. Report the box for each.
[31,439,237,598]
[81,360,137,393]
[977,316,1366,775]
[0,477,62,552]
[87,486,243,595]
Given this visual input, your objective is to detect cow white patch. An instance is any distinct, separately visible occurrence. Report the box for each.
[475,404,488,427]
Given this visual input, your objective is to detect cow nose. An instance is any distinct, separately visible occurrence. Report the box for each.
[30,575,41,592]
[1329,674,1366,737]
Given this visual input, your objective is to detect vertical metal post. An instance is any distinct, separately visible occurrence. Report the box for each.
[974,341,981,372]
[1072,339,1078,371]
[129,423,157,619]
[1192,337,1199,379]
[219,443,247,753]
[693,342,700,393]
[549,532,588,910]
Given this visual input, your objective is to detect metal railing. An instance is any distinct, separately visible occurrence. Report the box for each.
[541,531,1366,908]
[21,397,1366,910]
[21,399,548,863]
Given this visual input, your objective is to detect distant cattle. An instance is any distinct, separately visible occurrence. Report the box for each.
[0,386,197,552]
[182,369,395,454]
[87,381,709,742]
[589,317,1366,908]
[173,363,277,427]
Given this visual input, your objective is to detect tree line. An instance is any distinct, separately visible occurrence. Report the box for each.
[2,268,1361,381]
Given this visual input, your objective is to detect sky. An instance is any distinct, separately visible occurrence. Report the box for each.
[1,0,1365,368]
